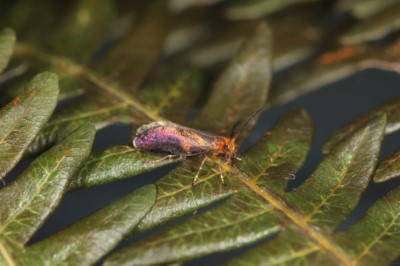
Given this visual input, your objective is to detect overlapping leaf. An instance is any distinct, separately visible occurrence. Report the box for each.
[10,1,179,152]
[286,115,386,231]
[0,123,95,250]
[125,114,383,265]
[21,56,205,156]
[224,227,334,265]
[28,92,130,155]
[0,72,58,180]
[100,89,396,266]
[1,1,400,265]
[17,184,156,266]
[223,0,321,20]
[69,145,181,190]
[323,97,400,153]
[133,22,273,235]
[374,148,400,182]
[94,0,171,93]
[268,2,325,72]
[226,181,400,266]
[137,67,205,123]
[222,113,388,266]
[193,22,271,134]
[270,44,373,104]
[333,186,400,266]
[104,109,313,265]
[166,2,325,73]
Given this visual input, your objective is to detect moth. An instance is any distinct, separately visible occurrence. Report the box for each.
[133,105,270,185]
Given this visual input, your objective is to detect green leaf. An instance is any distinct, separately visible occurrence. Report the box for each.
[323,97,400,153]
[0,72,58,180]
[138,67,205,123]
[194,22,272,135]
[28,93,129,155]
[223,114,387,266]
[18,184,156,266]
[333,186,400,265]
[168,22,253,69]
[14,42,164,124]
[336,0,399,19]
[224,227,334,266]
[270,2,325,72]
[269,44,373,104]
[0,28,15,73]
[104,187,281,266]
[133,21,273,234]
[69,145,181,190]
[3,3,400,265]
[136,159,234,232]
[174,3,324,73]
[94,0,171,92]
[374,148,400,182]
[28,67,205,156]
[103,108,313,264]
[239,108,314,195]
[224,0,320,20]
[285,115,386,231]
[0,123,95,248]
[43,0,117,62]
[112,113,389,265]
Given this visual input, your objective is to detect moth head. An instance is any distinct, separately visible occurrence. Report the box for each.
[219,137,236,160]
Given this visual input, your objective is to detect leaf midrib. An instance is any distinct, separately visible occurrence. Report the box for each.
[352,211,400,264]
[145,206,275,247]
[235,171,353,266]
[0,242,16,266]
[82,148,134,165]
[158,169,224,200]
[153,79,184,115]
[0,153,67,240]
[0,94,36,146]
[268,245,320,265]
[14,43,162,122]
[35,197,137,266]
[249,144,285,183]
[45,103,127,126]
[218,60,252,133]
[304,163,351,221]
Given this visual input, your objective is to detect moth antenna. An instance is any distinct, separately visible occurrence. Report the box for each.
[232,104,271,140]
[229,120,242,138]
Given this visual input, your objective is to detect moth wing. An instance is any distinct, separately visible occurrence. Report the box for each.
[136,121,219,139]
[135,121,174,136]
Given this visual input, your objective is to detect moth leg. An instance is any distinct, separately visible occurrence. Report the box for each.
[192,156,208,186]
[218,163,225,184]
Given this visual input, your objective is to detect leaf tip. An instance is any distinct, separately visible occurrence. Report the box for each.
[323,114,387,154]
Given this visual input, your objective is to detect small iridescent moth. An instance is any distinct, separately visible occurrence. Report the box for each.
[133,105,270,185]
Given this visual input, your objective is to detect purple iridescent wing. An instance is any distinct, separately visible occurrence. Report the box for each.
[133,121,219,156]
